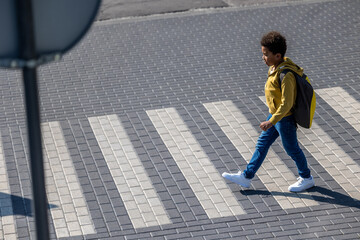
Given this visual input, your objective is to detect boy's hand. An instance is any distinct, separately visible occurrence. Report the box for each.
[260,121,273,131]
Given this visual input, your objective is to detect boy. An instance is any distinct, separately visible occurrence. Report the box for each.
[222,31,315,192]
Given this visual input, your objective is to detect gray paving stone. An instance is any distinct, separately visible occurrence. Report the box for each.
[316,229,343,238]
[273,229,300,237]
[1,0,360,239]
[340,226,360,235]
[290,233,318,240]
[229,229,256,238]
[166,232,193,239]
[332,234,360,240]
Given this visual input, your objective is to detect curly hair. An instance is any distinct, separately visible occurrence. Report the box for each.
[261,31,287,58]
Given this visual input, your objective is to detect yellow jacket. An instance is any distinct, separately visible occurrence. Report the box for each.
[265,57,303,125]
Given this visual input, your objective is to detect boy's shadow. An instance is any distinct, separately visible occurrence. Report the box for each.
[241,186,360,209]
[0,192,57,217]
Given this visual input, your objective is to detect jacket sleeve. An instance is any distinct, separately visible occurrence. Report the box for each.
[269,72,296,125]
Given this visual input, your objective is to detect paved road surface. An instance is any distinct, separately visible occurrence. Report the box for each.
[0,0,359,239]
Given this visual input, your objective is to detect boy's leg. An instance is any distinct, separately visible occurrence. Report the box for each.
[275,116,311,178]
[243,115,279,179]
[276,116,314,192]
[223,125,278,187]
[223,114,278,187]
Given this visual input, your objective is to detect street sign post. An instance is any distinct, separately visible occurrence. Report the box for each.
[0,0,101,239]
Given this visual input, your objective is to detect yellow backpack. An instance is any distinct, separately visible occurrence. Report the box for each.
[279,69,316,128]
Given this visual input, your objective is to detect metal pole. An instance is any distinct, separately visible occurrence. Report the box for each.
[22,69,50,240]
[16,0,50,239]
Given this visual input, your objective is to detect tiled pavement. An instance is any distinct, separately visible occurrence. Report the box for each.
[0,0,360,239]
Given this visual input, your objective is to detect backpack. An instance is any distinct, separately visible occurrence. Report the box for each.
[279,69,316,128]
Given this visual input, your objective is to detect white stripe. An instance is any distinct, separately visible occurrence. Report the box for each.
[42,122,96,238]
[204,100,319,209]
[147,108,246,218]
[298,122,360,199]
[0,134,17,239]
[88,115,171,229]
[305,87,360,199]
[317,87,360,132]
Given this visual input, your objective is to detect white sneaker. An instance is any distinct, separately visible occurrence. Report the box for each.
[222,171,251,188]
[288,176,315,192]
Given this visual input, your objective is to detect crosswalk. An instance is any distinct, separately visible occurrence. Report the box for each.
[1,86,360,239]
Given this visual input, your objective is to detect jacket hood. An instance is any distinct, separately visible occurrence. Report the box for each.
[271,57,304,76]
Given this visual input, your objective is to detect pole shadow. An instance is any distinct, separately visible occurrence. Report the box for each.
[0,192,57,217]
[240,186,360,209]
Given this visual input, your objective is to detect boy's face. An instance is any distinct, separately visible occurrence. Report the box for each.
[261,46,282,67]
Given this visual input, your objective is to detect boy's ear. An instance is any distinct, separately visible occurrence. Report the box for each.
[275,53,282,60]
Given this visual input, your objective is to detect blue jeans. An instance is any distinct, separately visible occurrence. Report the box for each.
[243,114,311,179]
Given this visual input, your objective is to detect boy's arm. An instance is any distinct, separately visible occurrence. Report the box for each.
[268,72,296,125]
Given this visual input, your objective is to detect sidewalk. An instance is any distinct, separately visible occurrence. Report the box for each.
[0,0,359,239]
[97,0,312,20]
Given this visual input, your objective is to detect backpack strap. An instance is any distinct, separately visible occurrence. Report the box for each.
[278,69,297,120]
[278,69,294,90]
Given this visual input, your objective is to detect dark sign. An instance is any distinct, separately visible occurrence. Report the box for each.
[0,0,101,68]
